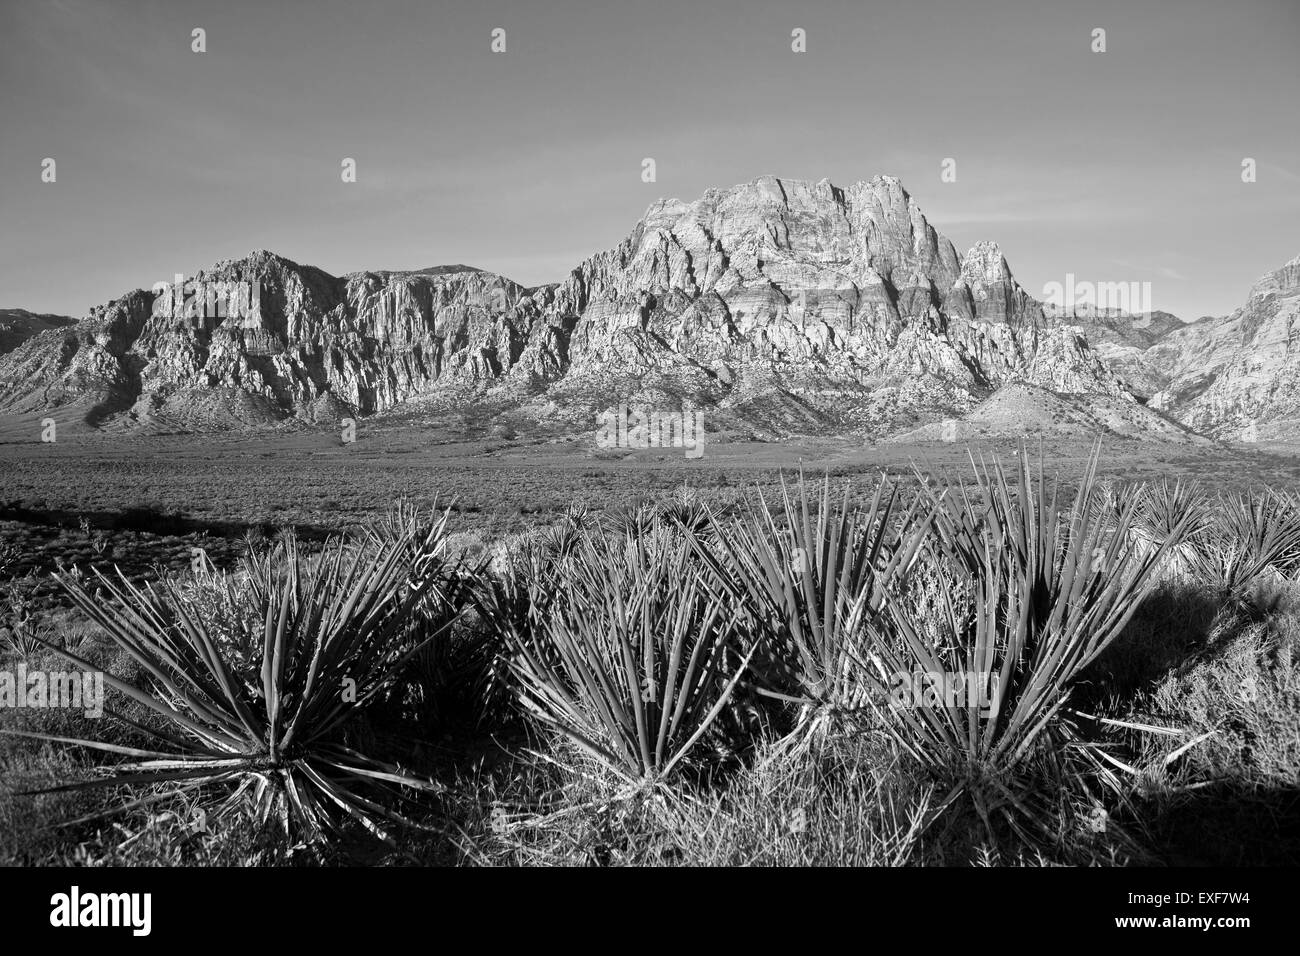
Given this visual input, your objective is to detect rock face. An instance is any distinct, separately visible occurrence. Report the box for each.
[535,179,1127,435]
[0,254,539,427]
[1043,307,1185,400]
[1148,255,1300,439]
[0,175,1145,436]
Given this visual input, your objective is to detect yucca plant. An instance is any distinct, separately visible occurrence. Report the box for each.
[474,529,569,728]
[862,440,1191,843]
[506,527,754,786]
[1183,489,1300,610]
[1086,475,1124,528]
[361,495,458,578]
[656,487,721,540]
[607,502,660,539]
[534,521,586,561]
[1130,478,1213,587]
[2,619,47,659]
[2,584,47,659]
[1135,478,1210,543]
[686,473,934,749]
[5,528,466,845]
[360,497,485,721]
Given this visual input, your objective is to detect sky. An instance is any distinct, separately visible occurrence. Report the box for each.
[1,0,1297,322]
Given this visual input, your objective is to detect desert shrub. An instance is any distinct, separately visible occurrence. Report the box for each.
[1108,609,1300,864]
[664,733,936,866]
[478,730,937,866]
[0,541,21,578]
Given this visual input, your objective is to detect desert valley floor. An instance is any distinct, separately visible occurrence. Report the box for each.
[4,413,1300,867]
[2,413,1299,559]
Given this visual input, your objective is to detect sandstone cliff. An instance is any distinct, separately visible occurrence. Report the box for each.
[1148,255,1300,439]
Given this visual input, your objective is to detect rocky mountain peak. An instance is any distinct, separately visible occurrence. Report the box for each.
[959,241,1012,288]
[1248,253,1300,299]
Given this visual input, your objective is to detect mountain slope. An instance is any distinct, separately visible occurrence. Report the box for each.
[889,381,1208,444]
[1042,307,1185,399]
[0,310,77,356]
[1148,254,1300,439]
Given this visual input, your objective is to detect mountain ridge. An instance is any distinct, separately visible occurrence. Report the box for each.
[0,310,79,357]
[0,174,1289,444]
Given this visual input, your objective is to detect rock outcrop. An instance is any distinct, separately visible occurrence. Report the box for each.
[1042,307,1185,400]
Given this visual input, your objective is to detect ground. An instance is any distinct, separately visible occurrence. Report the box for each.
[1,413,1298,866]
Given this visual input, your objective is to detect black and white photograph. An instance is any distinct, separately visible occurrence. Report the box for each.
[0,0,1295,922]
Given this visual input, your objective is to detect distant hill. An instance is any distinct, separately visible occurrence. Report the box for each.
[888,381,1209,445]
[0,309,77,355]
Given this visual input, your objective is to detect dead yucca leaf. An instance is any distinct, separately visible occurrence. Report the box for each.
[863,439,1192,843]
[686,473,934,746]
[6,529,467,845]
[507,528,755,785]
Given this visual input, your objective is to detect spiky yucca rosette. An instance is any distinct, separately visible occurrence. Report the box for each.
[861,441,1194,843]
[4,525,471,845]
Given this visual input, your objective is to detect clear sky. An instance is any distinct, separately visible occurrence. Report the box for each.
[2,0,1297,321]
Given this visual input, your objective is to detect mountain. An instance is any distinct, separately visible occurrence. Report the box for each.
[1040,307,1185,399]
[0,175,1162,438]
[0,310,77,356]
[532,177,1131,436]
[1148,255,1300,439]
[0,251,538,428]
